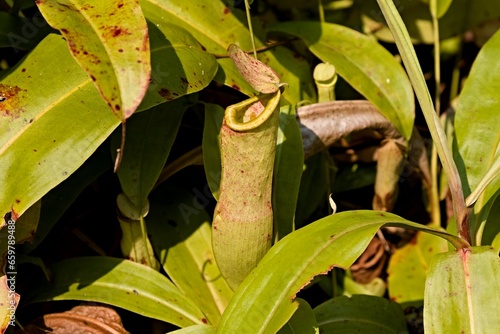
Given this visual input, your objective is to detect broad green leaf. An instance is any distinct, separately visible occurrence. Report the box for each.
[145,22,218,104]
[0,12,51,50]
[424,246,500,333]
[387,230,448,303]
[148,187,233,326]
[359,0,500,44]
[140,0,316,105]
[376,0,468,239]
[111,98,189,211]
[314,295,407,333]
[278,299,318,334]
[0,25,216,222]
[453,29,500,244]
[273,105,304,240]
[37,0,150,119]
[170,325,217,334]
[202,103,224,200]
[26,257,208,327]
[217,210,467,333]
[270,21,414,141]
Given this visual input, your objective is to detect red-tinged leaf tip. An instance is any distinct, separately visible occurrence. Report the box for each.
[228,44,281,94]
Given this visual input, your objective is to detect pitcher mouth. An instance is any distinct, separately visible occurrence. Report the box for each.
[224,90,281,132]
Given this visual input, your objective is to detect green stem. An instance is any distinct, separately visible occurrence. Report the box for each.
[318,0,325,23]
[432,14,441,115]
[376,0,470,244]
[429,146,441,226]
[429,12,441,227]
[244,0,257,59]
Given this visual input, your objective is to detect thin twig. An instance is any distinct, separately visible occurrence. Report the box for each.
[213,39,295,58]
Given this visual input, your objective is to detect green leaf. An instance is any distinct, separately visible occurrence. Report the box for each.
[0,25,216,221]
[0,12,51,50]
[453,29,500,244]
[217,210,466,333]
[424,246,500,333]
[295,153,329,227]
[278,299,318,334]
[145,22,218,105]
[140,0,316,105]
[270,21,414,141]
[273,105,304,240]
[387,230,448,303]
[314,295,407,333]
[481,194,500,246]
[25,256,208,328]
[169,325,217,334]
[111,98,189,211]
[202,103,224,200]
[148,187,233,326]
[37,0,150,119]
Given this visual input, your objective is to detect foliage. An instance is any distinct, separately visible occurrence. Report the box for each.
[0,0,499,333]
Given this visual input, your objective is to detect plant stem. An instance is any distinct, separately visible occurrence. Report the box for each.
[244,0,258,59]
[318,0,325,23]
[429,10,441,227]
[432,14,441,115]
[376,0,470,244]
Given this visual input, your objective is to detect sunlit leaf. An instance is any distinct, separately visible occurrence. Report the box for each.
[453,29,500,244]
[271,21,414,140]
[140,0,316,105]
[424,247,500,333]
[0,25,216,221]
[37,0,150,119]
[217,211,466,332]
[26,257,208,328]
[387,231,448,303]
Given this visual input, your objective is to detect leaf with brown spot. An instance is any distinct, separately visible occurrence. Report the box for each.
[37,0,150,120]
[424,247,500,333]
[217,211,467,332]
[227,44,281,94]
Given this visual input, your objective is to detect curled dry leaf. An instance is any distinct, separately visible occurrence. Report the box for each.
[297,100,405,159]
[18,303,129,334]
[227,44,281,94]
